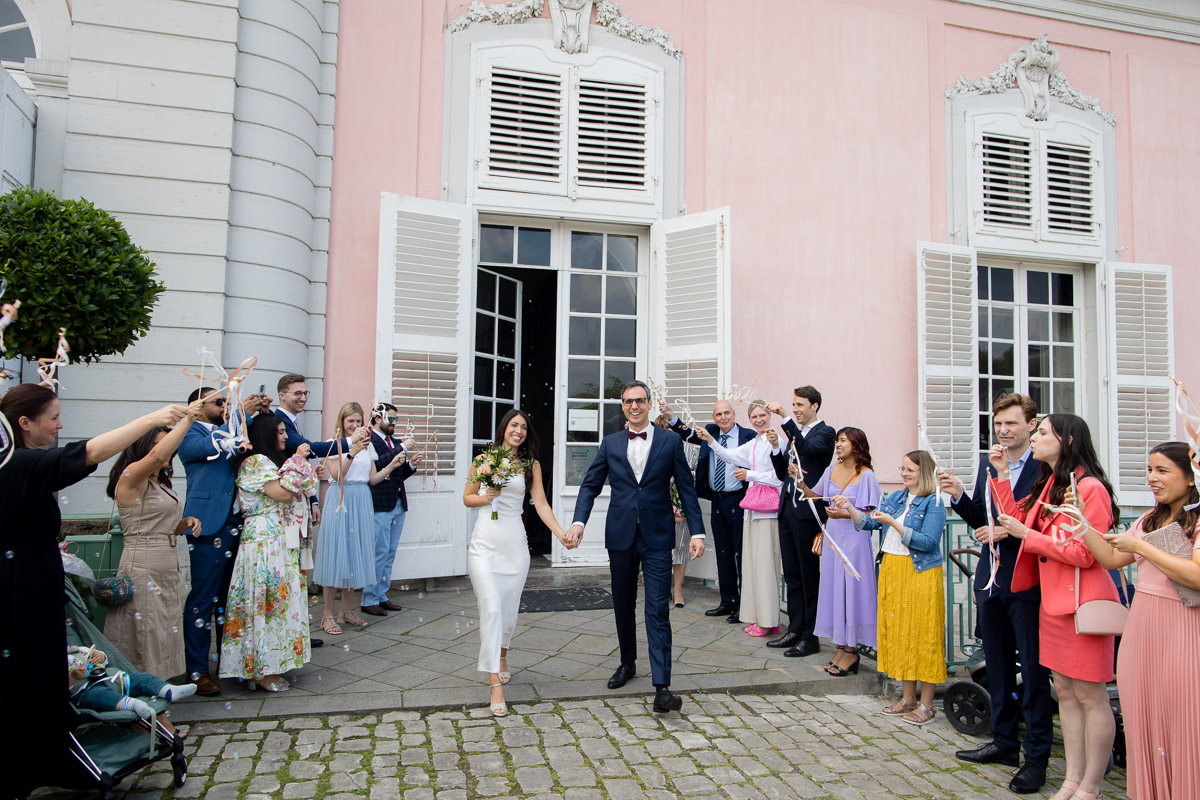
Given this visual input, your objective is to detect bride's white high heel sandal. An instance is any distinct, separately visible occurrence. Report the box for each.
[488,681,507,717]
[498,657,510,685]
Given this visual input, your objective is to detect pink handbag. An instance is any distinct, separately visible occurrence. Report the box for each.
[1073,565,1128,637]
[737,439,780,513]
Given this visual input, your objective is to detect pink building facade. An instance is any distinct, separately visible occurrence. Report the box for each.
[320,0,1200,577]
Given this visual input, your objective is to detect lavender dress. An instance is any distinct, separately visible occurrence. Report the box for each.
[813,467,882,647]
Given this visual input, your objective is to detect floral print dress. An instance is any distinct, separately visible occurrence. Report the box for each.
[219,454,311,680]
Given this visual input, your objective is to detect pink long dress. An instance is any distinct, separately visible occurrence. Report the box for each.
[1116,516,1200,799]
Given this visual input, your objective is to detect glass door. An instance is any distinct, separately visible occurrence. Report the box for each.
[472,268,521,452]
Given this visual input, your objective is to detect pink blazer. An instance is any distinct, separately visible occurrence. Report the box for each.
[992,469,1119,617]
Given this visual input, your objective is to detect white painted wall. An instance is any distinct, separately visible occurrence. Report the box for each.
[223,0,338,440]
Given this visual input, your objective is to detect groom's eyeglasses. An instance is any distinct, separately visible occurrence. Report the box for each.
[621,397,650,407]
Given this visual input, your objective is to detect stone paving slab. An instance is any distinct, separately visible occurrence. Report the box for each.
[33,693,1126,800]
[169,576,881,722]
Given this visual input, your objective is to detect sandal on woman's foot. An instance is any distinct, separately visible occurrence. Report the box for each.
[881,699,918,716]
[258,676,290,693]
[1048,782,1080,800]
[825,655,860,676]
[902,704,936,726]
[488,681,507,717]
[744,624,764,636]
[339,612,368,628]
[321,616,343,635]
[1071,792,1102,800]
[498,659,510,685]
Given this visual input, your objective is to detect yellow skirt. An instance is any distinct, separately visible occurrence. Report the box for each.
[877,554,946,684]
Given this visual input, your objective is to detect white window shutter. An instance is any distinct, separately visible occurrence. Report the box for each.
[1040,119,1104,248]
[970,113,1036,241]
[477,57,569,197]
[650,208,731,410]
[376,194,476,484]
[570,69,655,203]
[1106,261,1174,509]
[917,242,979,486]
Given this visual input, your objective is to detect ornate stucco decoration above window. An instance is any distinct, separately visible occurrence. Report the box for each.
[945,35,1115,126]
[446,0,682,58]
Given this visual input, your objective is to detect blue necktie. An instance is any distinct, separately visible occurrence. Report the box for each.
[713,434,728,491]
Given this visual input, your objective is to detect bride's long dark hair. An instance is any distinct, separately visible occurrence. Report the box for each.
[494,409,540,485]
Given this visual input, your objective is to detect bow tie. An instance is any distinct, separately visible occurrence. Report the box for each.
[628,430,647,440]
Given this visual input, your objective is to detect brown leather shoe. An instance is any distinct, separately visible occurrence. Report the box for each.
[360,604,388,617]
[379,600,402,612]
[190,673,221,696]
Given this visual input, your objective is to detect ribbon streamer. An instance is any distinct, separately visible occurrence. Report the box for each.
[725,377,759,404]
[674,398,699,437]
[36,328,70,390]
[1171,377,1200,510]
[917,408,967,505]
[807,497,861,581]
[980,477,1002,592]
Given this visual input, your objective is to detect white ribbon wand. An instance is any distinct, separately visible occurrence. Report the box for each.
[646,376,667,411]
[981,477,1002,592]
[36,328,70,390]
[726,377,759,404]
[674,398,699,436]
[808,497,861,581]
[1171,377,1200,510]
[917,410,967,505]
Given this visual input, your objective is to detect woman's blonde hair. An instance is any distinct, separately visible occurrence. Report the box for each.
[905,450,938,497]
[748,399,769,416]
[335,401,365,437]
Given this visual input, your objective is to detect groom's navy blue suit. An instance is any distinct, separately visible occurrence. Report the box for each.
[573,427,704,687]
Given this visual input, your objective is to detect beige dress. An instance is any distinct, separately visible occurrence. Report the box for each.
[103,479,185,678]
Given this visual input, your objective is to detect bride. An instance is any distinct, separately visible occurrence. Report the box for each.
[463,409,574,716]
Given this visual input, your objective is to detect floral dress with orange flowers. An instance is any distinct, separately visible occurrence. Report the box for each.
[219,454,312,680]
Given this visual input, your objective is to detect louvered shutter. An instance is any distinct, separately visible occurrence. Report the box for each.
[970,113,1036,241]
[650,208,731,412]
[375,194,476,578]
[917,242,979,486]
[1040,120,1103,248]
[1106,262,1174,509]
[572,75,652,200]
[478,58,569,196]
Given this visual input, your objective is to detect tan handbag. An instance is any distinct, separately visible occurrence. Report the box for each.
[1073,564,1128,636]
[1142,522,1200,607]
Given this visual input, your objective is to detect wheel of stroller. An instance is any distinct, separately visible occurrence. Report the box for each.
[943,681,991,736]
[172,753,187,787]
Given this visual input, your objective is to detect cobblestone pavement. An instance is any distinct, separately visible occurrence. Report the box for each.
[37,692,1127,800]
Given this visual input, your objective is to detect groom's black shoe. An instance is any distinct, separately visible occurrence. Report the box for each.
[766,632,801,649]
[726,614,743,624]
[607,663,636,689]
[704,604,736,617]
[652,687,683,713]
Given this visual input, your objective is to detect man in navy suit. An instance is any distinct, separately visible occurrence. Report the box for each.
[941,393,1051,796]
[361,402,421,616]
[273,373,350,525]
[767,386,835,657]
[567,381,705,713]
[663,399,755,621]
[179,385,270,694]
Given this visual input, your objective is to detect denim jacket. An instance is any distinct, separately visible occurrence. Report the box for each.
[854,490,946,573]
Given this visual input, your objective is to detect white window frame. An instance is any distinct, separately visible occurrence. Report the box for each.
[443,21,684,224]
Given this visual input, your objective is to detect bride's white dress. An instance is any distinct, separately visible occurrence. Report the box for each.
[467,473,530,673]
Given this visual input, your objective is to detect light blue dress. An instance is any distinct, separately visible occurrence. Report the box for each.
[313,449,376,589]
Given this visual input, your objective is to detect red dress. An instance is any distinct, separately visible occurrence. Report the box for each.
[992,469,1118,682]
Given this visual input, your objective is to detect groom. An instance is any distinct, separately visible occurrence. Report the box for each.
[567,380,705,713]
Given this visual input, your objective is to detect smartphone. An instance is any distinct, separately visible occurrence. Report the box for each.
[258,384,265,395]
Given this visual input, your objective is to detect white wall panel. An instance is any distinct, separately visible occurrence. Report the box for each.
[71,26,237,76]
[70,63,235,111]
[232,121,318,176]
[66,172,230,219]
[72,0,241,41]
[64,136,232,183]
[66,99,234,147]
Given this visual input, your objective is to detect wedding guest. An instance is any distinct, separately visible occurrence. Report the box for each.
[664,400,755,621]
[695,400,784,637]
[362,402,421,617]
[0,384,187,796]
[795,427,881,675]
[315,402,406,634]
[839,450,945,725]
[943,393,1051,796]
[180,386,271,694]
[104,407,203,679]
[464,410,571,716]
[655,413,697,608]
[767,387,835,656]
[991,414,1119,800]
[220,415,313,692]
[1080,441,1200,800]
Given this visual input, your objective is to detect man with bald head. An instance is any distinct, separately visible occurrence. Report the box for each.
[665,399,756,620]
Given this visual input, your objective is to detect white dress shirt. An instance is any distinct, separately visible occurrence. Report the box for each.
[627,423,653,483]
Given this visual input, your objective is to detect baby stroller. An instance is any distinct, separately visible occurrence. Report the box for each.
[60,578,188,799]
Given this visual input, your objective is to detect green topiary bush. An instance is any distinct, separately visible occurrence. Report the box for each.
[0,187,164,362]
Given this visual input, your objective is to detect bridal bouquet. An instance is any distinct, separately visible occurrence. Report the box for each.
[474,444,525,519]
